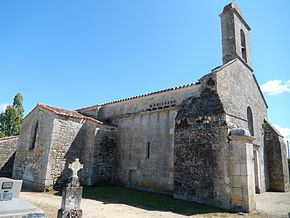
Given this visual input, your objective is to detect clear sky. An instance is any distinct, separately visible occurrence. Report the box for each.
[0,0,289,141]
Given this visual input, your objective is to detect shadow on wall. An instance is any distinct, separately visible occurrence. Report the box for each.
[53,123,89,189]
[53,120,116,189]
[0,152,16,178]
[264,121,290,192]
[288,158,290,177]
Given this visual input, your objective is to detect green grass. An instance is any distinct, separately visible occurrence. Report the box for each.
[54,186,235,216]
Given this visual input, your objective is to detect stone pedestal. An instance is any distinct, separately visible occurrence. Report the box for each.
[58,158,83,218]
[57,178,83,218]
[228,129,256,212]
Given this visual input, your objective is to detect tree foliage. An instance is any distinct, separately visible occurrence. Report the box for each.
[0,93,24,137]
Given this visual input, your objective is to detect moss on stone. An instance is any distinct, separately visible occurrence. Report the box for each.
[100,136,116,151]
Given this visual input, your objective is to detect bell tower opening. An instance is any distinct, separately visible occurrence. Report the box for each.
[240,29,247,62]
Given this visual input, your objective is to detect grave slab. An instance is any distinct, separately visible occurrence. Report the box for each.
[0,177,46,217]
[0,197,46,217]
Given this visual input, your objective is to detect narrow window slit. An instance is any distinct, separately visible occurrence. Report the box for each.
[146,141,150,159]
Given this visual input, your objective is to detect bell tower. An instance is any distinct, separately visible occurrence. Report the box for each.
[220,2,252,69]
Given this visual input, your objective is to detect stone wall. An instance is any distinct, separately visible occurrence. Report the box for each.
[115,109,177,194]
[0,136,18,178]
[12,107,54,191]
[79,81,202,194]
[213,59,268,192]
[264,121,290,192]
[13,104,118,191]
[46,115,118,189]
[79,84,201,121]
[90,128,117,185]
[174,85,231,209]
[228,129,256,212]
[46,116,91,188]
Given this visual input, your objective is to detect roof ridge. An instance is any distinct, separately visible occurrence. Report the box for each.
[38,103,84,116]
[24,103,117,127]
[77,82,198,111]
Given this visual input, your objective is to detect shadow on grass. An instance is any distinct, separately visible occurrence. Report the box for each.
[54,185,235,217]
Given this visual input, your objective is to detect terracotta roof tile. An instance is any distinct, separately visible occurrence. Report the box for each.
[24,104,117,127]
[0,135,18,141]
[77,82,198,111]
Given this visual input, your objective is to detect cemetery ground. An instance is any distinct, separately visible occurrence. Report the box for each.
[19,185,286,218]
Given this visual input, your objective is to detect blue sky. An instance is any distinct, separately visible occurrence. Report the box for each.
[0,0,289,141]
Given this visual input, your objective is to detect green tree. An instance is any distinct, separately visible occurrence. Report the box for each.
[0,93,24,137]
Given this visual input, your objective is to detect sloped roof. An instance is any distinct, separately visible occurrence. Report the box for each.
[264,120,283,137]
[0,135,18,141]
[77,82,198,112]
[212,58,268,109]
[24,103,116,127]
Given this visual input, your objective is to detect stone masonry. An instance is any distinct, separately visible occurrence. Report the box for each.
[264,121,290,192]
[10,1,289,213]
[0,136,18,178]
[13,104,117,191]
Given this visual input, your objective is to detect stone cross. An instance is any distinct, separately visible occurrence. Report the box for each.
[58,158,83,218]
[69,158,83,178]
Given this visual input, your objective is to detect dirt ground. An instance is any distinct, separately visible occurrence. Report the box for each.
[20,191,290,218]
[254,191,290,217]
[20,191,209,218]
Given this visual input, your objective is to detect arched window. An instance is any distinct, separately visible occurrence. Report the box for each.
[247,107,254,136]
[29,121,38,151]
[240,29,247,62]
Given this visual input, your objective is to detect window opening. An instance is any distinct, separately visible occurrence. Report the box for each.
[240,29,247,62]
[146,141,150,159]
[29,121,38,151]
[247,107,254,136]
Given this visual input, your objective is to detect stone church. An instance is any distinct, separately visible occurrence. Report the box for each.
[6,2,289,212]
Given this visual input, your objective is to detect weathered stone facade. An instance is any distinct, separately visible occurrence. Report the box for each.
[9,1,289,213]
[173,86,229,208]
[264,121,290,192]
[12,104,117,191]
[0,136,18,178]
[80,84,200,194]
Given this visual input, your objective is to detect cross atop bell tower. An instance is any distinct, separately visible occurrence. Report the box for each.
[220,2,252,69]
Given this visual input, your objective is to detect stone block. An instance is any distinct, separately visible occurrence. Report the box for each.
[231,199,243,207]
[240,164,248,176]
[60,186,82,211]
[230,187,243,201]
[231,175,246,188]
[232,164,241,176]
[231,129,250,137]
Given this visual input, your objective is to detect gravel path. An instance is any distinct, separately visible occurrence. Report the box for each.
[20,191,200,218]
[20,191,288,218]
[255,191,290,217]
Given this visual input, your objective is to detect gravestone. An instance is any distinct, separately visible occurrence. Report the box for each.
[0,177,46,217]
[0,177,22,199]
[57,158,83,218]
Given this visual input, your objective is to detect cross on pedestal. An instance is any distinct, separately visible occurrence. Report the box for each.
[58,158,83,218]
[69,158,83,178]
